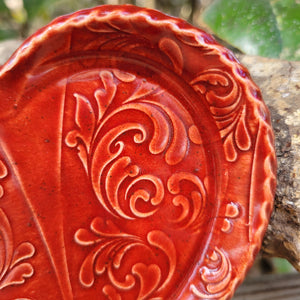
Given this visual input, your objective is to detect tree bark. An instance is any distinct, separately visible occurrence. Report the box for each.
[238,55,300,272]
[1,40,300,271]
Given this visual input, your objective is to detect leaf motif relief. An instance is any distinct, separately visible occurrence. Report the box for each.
[221,203,240,233]
[191,69,252,162]
[190,247,232,299]
[65,70,118,172]
[223,132,237,162]
[102,285,122,300]
[88,97,194,219]
[158,38,183,75]
[66,69,202,220]
[132,263,161,299]
[124,81,160,104]
[167,172,206,232]
[65,69,145,175]
[235,106,251,151]
[65,93,96,172]
[0,209,35,290]
[95,71,117,120]
[75,218,176,299]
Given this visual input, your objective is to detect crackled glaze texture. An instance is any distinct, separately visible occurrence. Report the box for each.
[0,5,276,300]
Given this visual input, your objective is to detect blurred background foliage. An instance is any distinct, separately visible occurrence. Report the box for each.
[0,0,298,275]
[202,0,299,60]
[0,0,298,60]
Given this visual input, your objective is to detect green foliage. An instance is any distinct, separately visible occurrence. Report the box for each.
[0,29,18,39]
[272,257,296,273]
[202,0,300,60]
[0,0,18,40]
[0,0,102,40]
[0,1,7,11]
[271,0,300,60]
[23,0,57,20]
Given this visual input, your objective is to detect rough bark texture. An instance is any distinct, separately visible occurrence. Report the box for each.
[1,40,300,271]
[238,55,300,272]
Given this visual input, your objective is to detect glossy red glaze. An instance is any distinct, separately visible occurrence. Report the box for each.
[0,5,276,300]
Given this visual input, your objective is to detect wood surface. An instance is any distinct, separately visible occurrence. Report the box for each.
[233,273,300,300]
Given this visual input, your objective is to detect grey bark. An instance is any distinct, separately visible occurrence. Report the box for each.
[238,55,300,272]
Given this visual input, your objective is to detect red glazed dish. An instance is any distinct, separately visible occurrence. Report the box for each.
[0,5,276,300]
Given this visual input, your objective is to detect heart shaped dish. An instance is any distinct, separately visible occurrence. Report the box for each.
[0,5,276,300]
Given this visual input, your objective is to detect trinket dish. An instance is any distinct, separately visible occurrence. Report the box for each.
[0,5,276,299]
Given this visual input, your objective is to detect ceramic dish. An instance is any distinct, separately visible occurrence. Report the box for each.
[0,5,276,299]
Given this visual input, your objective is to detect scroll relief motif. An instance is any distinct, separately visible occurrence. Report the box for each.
[83,28,184,76]
[0,160,35,292]
[66,69,208,297]
[0,208,35,290]
[75,217,175,299]
[191,69,252,162]
[190,247,232,299]
[82,27,251,163]
[65,69,207,226]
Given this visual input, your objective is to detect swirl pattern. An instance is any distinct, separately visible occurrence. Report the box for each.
[65,68,210,298]
[191,69,251,162]
[75,217,176,299]
[190,247,232,299]
[0,208,35,290]
[66,69,206,224]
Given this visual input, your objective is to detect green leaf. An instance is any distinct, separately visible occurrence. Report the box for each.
[0,0,7,11]
[23,0,58,20]
[271,0,300,60]
[202,0,299,59]
[0,29,18,40]
[272,257,295,273]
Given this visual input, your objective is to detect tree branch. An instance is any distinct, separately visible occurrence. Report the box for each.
[239,55,300,271]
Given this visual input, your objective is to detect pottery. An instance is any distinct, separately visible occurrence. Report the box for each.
[0,5,276,300]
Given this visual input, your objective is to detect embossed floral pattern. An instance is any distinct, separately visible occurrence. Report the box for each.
[75,217,176,299]
[190,247,232,299]
[66,69,207,223]
[0,208,35,290]
[191,69,251,162]
[66,69,209,297]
